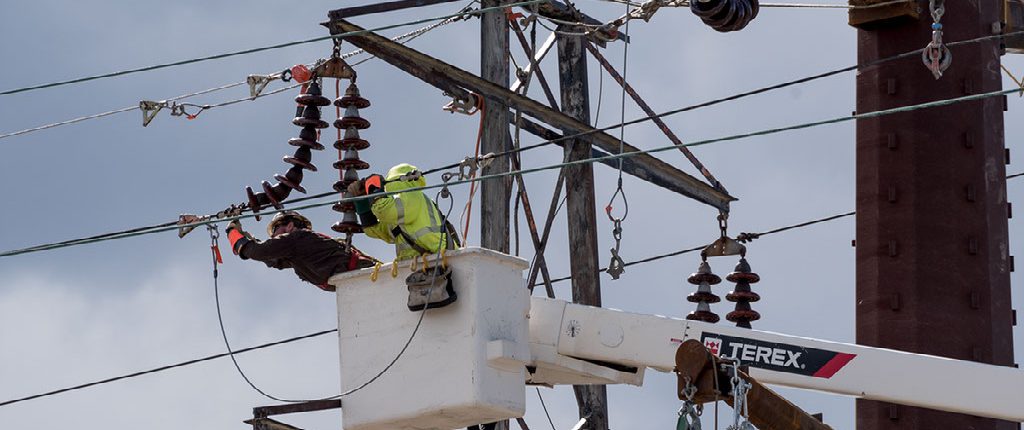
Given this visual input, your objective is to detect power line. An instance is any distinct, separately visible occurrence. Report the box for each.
[0,0,544,97]
[5,176,1022,407]
[0,329,337,408]
[0,11,469,141]
[1,85,1019,258]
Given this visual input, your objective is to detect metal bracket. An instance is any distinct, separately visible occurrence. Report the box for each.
[247,74,277,98]
[139,100,166,127]
[313,57,357,80]
[442,93,481,115]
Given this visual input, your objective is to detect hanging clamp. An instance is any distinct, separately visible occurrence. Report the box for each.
[247,74,277,99]
[702,212,745,259]
[455,153,495,180]
[139,100,167,127]
[207,224,223,275]
[169,101,210,120]
[442,93,482,115]
[922,0,952,79]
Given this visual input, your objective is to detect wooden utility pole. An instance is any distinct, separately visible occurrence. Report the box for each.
[480,0,511,254]
[852,1,1015,429]
[480,3,511,430]
[557,23,609,430]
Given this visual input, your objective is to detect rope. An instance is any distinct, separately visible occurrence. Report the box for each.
[2,86,1019,258]
[0,329,337,407]
[536,387,558,430]
[0,0,543,97]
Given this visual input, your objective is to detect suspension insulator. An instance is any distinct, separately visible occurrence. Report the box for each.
[295,81,331,107]
[685,261,721,324]
[687,261,722,286]
[331,210,363,234]
[335,82,371,109]
[725,257,761,328]
[334,105,371,130]
[283,146,317,171]
[690,0,759,32]
[333,149,370,170]
[288,126,326,151]
[293,105,329,129]
[338,168,361,189]
[246,186,264,220]
[274,167,306,194]
[334,126,370,151]
[261,180,290,209]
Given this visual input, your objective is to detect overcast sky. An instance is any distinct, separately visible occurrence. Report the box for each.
[1,1,1022,429]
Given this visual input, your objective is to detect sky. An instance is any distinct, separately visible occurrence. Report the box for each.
[0,1,1022,429]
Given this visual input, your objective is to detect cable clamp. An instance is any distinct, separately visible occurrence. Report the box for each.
[139,100,167,127]
[247,74,278,99]
[169,101,210,120]
[455,152,496,180]
[442,93,482,115]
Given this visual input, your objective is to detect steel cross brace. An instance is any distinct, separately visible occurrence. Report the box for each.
[325,19,736,212]
[584,41,728,194]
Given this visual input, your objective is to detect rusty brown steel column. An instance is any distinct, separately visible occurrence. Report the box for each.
[557,23,609,430]
[853,1,1015,429]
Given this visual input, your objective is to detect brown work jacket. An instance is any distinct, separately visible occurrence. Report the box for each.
[238,229,374,287]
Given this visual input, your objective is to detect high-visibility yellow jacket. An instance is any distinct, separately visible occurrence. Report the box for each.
[361,163,453,261]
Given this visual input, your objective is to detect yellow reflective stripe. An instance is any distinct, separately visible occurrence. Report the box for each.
[423,193,439,228]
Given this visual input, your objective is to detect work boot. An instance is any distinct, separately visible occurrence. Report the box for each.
[405,265,456,311]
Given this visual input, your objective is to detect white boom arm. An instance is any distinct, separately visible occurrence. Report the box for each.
[529,298,1024,422]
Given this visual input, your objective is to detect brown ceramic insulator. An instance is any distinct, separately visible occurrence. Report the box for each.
[288,137,325,151]
[725,258,760,283]
[331,212,363,234]
[686,291,721,304]
[726,290,761,303]
[274,173,306,194]
[726,309,761,324]
[295,82,331,107]
[334,126,370,150]
[333,180,348,194]
[261,181,286,209]
[334,83,371,109]
[246,186,263,221]
[332,221,363,234]
[687,261,721,285]
[283,156,317,172]
[334,105,371,130]
[293,106,329,129]
[726,271,761,284]
[686,310,721,324]
[332,201,355,213]
[333,157,370,171]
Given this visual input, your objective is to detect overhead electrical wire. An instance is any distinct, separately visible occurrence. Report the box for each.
[0,6,471,141]
[0,329,337,408]
[1,84,1020,258]
[9,187,1020,407]
[0,0,545,97]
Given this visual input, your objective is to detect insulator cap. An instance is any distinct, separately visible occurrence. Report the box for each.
[288,137,325,151]
[726,291,761,303]
[335,82,371,109]
[334,105,371,129]
[274,173,306,194]
[334,126,370,150]
[687,261,721,285]
[295,82,331,107]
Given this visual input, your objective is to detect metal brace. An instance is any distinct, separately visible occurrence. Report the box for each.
[139,100,166,127]
[442,93,481,115]
[247,74,277,99]
[702,212,746,258]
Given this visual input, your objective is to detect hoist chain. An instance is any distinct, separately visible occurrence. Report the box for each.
[922,0,952,79]
[676,376,702,430]
[726,363,755,430]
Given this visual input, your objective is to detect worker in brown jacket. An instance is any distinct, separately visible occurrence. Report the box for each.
[225,210,377,291]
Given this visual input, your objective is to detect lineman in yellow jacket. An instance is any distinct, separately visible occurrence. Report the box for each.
[348,163,458,261]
